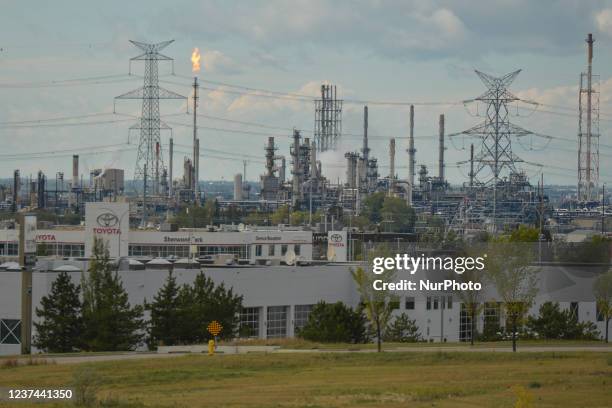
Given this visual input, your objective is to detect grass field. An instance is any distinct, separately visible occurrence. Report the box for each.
[227,337,611,350]
[1,351,611,407]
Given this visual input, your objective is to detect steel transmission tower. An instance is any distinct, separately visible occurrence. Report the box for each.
[116,40,186,201]
[457,70,533,185]
[314,84,342,152]
[578,33,600,202]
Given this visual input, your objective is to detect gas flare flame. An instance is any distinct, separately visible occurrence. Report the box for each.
[191,47,201,73]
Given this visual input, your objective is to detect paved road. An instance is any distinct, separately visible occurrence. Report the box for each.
[20,345,611,365]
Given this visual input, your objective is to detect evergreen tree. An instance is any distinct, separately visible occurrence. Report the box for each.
[527,302,600,340]
[298,301,367,343]
[175,283,200,344]
[81,237,144,351]
[173,272,243,344]
[383,313,422,343]
[33,272,82,352]
[191,272,243,342]
[146,271,181,347]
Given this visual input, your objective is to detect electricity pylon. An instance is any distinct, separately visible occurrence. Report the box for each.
[457,70,533,185]
[116,40,185,205]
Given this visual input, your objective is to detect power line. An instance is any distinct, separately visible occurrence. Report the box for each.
[0,146,135,161]
[166,75,463,106]
[0,118,134,129]
[0,73,138,89]
[0,112,117,125]
[173,143,263,160]
[173,149,265,164]
[0,143,132,158]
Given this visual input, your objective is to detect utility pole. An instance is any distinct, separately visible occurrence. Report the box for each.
[469,144,474,189]
[539,173,544,262]
[169,137,173,199]
[18,213,36,354]
[602,184,606,234]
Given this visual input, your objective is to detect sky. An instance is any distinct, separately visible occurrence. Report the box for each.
[1,0,612,187]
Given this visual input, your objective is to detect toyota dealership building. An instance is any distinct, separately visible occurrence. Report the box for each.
[0,203,608,355]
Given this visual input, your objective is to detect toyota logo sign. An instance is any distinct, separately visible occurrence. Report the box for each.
[330,233,343,243]
[97,212,119,227]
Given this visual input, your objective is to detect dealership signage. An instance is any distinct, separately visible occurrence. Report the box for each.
[36,234,56,241]
[85,202,129,258]
[163,236,203,243]
[327,230,347,262]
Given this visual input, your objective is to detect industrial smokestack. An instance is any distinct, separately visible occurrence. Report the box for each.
[408,105,416,188]
[405,181,412,207]
[362,106,369,161]
[266,137,275,177]
[310,141,318,179]
[169,137,174,198]
[389,138,395,195]
[346,154,354,188]
[12,169,20,212]
[37,170,45,209]
[345,153,358,189]
[280,157,286,183]
[304,137,311,180]
[72,155,79,188]
[438,114,445,181]
[234,173,243,201]
[291,130,301,206]
[586,33,594,199]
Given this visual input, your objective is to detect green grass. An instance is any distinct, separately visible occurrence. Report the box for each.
[226,337,608,350]
[0,351,611,407]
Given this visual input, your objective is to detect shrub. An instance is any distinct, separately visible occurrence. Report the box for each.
[72,366,101,407]
[298,301,367,343]
[383,313,422,342]
[0,359,19,369]
[527,302,600,340]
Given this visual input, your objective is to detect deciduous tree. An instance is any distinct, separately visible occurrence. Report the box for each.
[351,263,398,352]
[485,239,539,352]
[594,270,612,343]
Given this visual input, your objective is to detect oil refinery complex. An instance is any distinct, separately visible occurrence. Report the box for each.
[0,35,610,354]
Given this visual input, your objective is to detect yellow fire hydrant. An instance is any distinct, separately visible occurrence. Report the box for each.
[208,339,215,356]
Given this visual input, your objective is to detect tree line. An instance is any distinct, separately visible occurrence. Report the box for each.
[34,237,243,353]
[33,231,612,353]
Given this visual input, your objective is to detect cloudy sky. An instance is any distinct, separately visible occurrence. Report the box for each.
[1,0,612,187]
